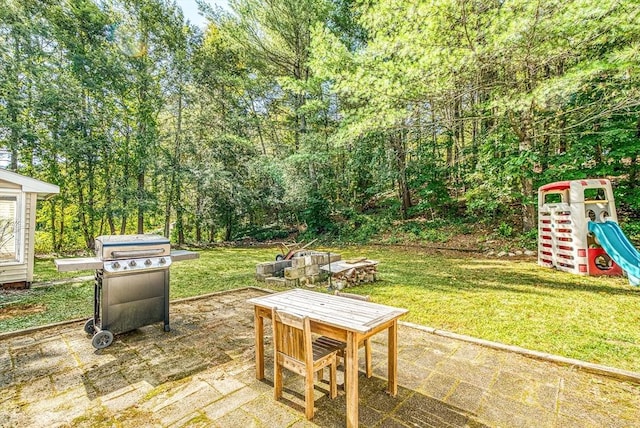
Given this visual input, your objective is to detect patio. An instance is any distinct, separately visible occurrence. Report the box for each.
[1,287,638,427]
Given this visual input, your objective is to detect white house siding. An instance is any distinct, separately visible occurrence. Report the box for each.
[0,192,33,285]
[25,193,36,282]
[0,180,20,190]
[0,264,28,284]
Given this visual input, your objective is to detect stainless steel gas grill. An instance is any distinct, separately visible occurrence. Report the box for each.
[55,234,198,349]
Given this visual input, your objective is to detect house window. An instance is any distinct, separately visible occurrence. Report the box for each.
[0,194,21,263]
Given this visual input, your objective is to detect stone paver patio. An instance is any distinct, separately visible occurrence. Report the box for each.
[1,287,639,427]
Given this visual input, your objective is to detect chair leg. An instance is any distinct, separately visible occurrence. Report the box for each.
[305,372,315,420]
[364,339,372,378]
[330,360,337,399]
[274,359,283,400]
[343,358,348,392]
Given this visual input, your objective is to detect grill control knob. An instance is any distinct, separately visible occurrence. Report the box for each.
[145,259,152,266]
[159,257,166,264]
[129,260,137,267]
[111,261,120,269]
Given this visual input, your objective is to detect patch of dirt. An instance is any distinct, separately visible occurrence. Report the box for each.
[0,303,46,320]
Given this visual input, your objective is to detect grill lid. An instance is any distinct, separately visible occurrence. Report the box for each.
[96,234,171,260]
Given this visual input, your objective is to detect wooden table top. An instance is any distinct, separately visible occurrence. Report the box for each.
[248,289,408,334]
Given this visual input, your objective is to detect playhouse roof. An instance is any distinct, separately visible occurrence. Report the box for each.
[0,168,60,199]
[539,181,571,192]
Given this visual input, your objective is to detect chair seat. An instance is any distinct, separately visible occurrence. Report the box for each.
[312,339,343,360]
[315,334,372,379]
[315,336,347,352]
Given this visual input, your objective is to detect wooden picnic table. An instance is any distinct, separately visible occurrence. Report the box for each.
[247,289,408,428]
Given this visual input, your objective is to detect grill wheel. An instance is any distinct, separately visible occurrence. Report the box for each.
[91,330,113,349]
[83,318,95,335]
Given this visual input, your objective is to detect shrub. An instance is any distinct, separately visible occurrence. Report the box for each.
[495,222,514,238]
[517,229,538,250]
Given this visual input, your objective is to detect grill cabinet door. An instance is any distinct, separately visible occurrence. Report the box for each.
[101,270,169,335]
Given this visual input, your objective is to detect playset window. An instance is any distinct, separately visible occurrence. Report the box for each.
[544,193,562,204]
[584,188,605,201]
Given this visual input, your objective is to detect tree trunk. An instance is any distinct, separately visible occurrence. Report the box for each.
[107,215,116,235]
[511,112,536,231]
[174,90,185,244]
[630,116,640,189]
[49,200,58,252]
[175,184,185,245]
[163,181,172,239]
[137,172,145,234]
[225,213,233,242]
[120,214,127,235]
[209,224,216,243]
[57,202,65,253]
[195,193,203,243]
[73,160,93,249]
[391,131,412,219]
[520,173,535,231]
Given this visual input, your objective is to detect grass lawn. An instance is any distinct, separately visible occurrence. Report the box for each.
[2,245,640,373]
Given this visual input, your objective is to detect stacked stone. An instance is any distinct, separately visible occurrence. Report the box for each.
[255,260,292,282]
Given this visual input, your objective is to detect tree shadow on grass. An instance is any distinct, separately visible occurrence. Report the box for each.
[380,258,640,297]
[458,260,640,296]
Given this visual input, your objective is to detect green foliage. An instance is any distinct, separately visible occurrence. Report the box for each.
[495,222,514,238]
[300,191,334,235]
[408,178,455,218]
[397,220,451,243]
[2,0,640,255]
[517,229,539,250]
[330,209,391,243]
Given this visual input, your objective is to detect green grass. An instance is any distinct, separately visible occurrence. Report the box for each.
[345,247,640,372]
[33,256,94,282]
[3,246,640,373]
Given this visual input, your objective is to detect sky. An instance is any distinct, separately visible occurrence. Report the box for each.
[177,0,230,28]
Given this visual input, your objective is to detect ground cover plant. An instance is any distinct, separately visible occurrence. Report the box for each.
[2,246,640,374]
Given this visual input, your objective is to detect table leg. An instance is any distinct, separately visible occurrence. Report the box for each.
[254,306,265,380]
[346,331,359,428]
[387,320,398,396]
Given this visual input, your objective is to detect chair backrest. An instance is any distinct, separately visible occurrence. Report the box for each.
[334,290,371,302]
[272,307,312,363]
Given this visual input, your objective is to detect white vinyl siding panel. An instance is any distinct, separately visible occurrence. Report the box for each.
[0,180,20,190]
[25,193,35,282]
[0,263,28,283]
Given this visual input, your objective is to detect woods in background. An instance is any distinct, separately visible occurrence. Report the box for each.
[1,0,639,252]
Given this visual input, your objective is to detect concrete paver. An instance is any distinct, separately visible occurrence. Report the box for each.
[1,287,639,427]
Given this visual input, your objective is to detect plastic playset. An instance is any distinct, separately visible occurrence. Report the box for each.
[538,178,640,285]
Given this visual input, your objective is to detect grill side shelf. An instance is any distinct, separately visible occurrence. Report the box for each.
[55,257,103,272]
[170,250,199,262]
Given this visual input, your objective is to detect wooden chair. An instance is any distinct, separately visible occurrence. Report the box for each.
[271,307,340,420]
[315,291,373,382]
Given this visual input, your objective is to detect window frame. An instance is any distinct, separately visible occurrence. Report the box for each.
[0,190,24,265]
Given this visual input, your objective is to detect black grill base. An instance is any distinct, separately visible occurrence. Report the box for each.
[90,268,170,348]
